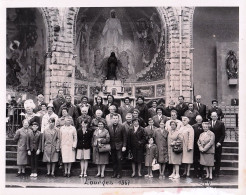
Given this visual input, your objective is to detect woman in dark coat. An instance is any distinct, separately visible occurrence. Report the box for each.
[135,96,149,124]
[128,118,146,177]
[76,120,93,178]
[14,119,32,176]
[92,96,107,118]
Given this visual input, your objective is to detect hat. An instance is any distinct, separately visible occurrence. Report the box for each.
[11,95,15,98]
[31,122,39,126]
[211,99,218,104]
[132,118,140,123]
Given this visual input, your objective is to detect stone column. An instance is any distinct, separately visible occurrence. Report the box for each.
[44,52,52,103]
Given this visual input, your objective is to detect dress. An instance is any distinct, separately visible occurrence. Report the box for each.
[198,130,215,167]
[60,125,77,163]
[42,127,60,162]
[145,144,157,166]
[153,128,169,163]
[180,124,194,164]
[92,128,110,165]
[14,128,31,165]
[135,103,149,124]
[168,129,183,165]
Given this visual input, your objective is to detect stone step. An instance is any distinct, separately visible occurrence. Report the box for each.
[6,145,17,152]
[6,139,16,145]
[223,142,238,147]
[221,153,238,160]
[220,160,238,168]
[222,147,238,153]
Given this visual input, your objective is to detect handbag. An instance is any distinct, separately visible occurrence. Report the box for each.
[127,151,133,160]
[98,144,111,153]
[152,158,160,171]
[172,142,183,154]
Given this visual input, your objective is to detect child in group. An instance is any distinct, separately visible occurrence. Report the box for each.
[27,122,42,177]
[145,137,158,178]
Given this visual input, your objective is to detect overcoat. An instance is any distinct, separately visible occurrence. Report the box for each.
[180,124,194,163]
[119,104,134,122]
[27,130,42,151]
[152,114,168,128]
[168,129,183,165]
[41,112,58,133]
[145,144,157,166]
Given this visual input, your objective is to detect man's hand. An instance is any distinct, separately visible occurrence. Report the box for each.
[28,150,31,155]
[122,147,126,152]
[36,149,40,155]
[216,142,221,148]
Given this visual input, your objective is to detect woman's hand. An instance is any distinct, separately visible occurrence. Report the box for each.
[36,149,40,155]
[56,149,60,152]
[72,147,75,151]
[27,150,31,156]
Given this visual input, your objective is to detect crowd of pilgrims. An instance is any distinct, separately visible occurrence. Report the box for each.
[13,89,225,181]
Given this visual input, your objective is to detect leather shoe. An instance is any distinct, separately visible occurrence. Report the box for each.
[111,174,117,178]
[117,175,122,179]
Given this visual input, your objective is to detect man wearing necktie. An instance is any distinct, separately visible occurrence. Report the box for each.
[106,105,122,127]
[209,112,225,177]
[176,95,188,120]
[207,99,224,121]
[108,114,127,179]
[193,95,207,121]
[144,118,157,141]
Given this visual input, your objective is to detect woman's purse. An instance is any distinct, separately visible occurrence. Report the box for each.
[152,158,160,171]
[127,151,133,160]
[98,144,111,153]
[172,142,183,154]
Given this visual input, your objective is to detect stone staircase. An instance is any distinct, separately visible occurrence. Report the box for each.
[6,138,238,176]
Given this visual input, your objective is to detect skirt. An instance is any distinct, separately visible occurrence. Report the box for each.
[200,153,214,167]
[76,149,91,160]
[17,150,28,165]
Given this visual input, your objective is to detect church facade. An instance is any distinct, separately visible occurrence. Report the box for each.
[6,7,239,107]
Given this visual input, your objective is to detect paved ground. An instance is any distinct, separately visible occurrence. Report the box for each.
[5,173,238,188]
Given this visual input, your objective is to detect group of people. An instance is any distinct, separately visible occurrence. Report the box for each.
[13,90,225,181]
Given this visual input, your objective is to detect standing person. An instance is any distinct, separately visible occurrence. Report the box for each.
[92,96,107,118]
[34,94,45,113]
[53,89,65,115]
[198,122,215,180]
[23,99,40,128]
[132,109,147,127]
[128,118,146,177]
[76,107,91,129]
[60,117,77,178]
[168,121,183,179]
[90,110,107,131]
[106,105,122,127]
[164,100,177,118]
[105,94,119,115]
[76,96,92,117]
[56,107,74,128]
[76,121,93,178]
[135,96,149,124]
[184,103,199,125]
[209,112,225,177]
[144,118,157,140]
[27,122,42,177]
[165,110,183,131]
[207,100,224,121]
[41,104,58,133]
[144,137,157,178]
[108,114,127,178]
[152,107,168,128]
[42,118,60,177]
[148,100,158,118]
[193,95,207,121]
[122,113,133,136]
[14,119,32,176]
[175,96,188,120]
[153,120,169,178]
[119,97,134,122]
[36,102,47,124]
[192,115,204,178]
[58,95,79,124]
[92,121,110,178]
[180,116,194,178]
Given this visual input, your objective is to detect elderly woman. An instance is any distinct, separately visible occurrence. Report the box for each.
[42,118,60,177]
[180,116,194,177]
[76,107,91,129]
[165,110,183,131]
[197,122,215,180]
[14,119,32,176]
[60,117,77,178]
[77,96,92,117]
[90,109,107,131]
[152,107,168,128]
[184,103,200,125]
[168,121,183,179]
[105,105,122,126]
[119,97,134,122]
[128,118,146,177]
[77,120,93,178]
[56,107,74,129]
[41,103,58,133]
[36,102,47,123]
[132,109,146,127]
[92,96,107,118]
[92,120,110,178]
[135,96,149,123]
[23,99,40,128]
[153,120,169,178]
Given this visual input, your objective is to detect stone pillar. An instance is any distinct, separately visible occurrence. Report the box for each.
[44,52,52,103]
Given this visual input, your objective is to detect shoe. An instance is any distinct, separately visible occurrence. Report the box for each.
[46,173,50,177]
[131,173,135,178]
[101,174,104,178]
[33,173,37,177]
[181,173,187,178]
[145,174,149,177]
[84,174,87,177]
[149,175,153,178]
[30,173,34,177]
[169,173,175,178]
[173,175,180,179]
[159,175,163,179]
[95,173,100,177]
[67,173,71,178]
[51,173,55,178]
[16,173,21,177]
[138,173,142,177]
[209,177,213,181]
[111,174,117,178]
[63,173,67,177]
[117,175,122,179]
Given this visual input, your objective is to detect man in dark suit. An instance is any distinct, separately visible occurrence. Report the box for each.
[108,114,127,178]
[207,100,224,121]
[164,100,176,118]
[175,95,188,120]
[193,95,207,121]
[192,115,204,178]
[209,112,225,177]
[53,89,65,115]
[148,100,158,118]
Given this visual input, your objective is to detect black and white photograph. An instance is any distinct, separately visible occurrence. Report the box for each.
[1,0,246,195]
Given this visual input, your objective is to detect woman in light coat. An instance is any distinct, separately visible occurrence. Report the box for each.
[180,116,194,177]
[168,121,183,179]
[42,117,60,177]
[41,103,58,133]
[197,122,215,180]
[60,117,77,177]
[92,120,110,178]
[14,119,32,176]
